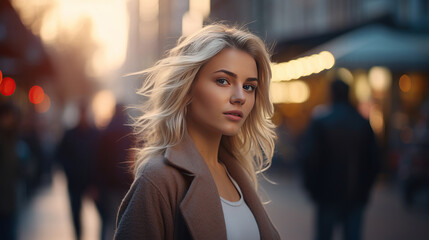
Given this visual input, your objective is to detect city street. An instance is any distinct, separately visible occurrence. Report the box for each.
[262,170,429,240]
[17,169,429,240]
[4,1,429,240]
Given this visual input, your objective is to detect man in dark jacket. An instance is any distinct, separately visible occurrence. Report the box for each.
[300,79,380,240]
[57,104,100,240]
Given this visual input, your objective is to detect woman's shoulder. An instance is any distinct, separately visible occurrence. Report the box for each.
[134,154,187,192]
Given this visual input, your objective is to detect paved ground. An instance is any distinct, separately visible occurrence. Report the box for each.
[18,171,100,240]
[262,170,429,240]
[17,169,429,240]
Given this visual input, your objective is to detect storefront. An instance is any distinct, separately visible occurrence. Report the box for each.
[271,23,429,176]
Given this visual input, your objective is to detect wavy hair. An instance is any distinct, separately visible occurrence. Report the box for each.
[133,24,276,188]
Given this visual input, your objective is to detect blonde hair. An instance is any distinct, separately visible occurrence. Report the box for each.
[133,24,276,188]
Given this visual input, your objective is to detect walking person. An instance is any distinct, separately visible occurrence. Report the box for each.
[114,24,280,240]
[300,78,380,240]
[57,104,100,240]
[94,104,133,240]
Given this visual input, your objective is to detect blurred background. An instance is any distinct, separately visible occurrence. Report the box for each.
[0,0,428,239]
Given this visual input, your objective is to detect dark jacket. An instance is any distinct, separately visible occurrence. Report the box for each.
[301,103,380,207]
[114,133,280,240]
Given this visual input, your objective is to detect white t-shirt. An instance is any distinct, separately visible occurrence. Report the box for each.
[220,168,260,240]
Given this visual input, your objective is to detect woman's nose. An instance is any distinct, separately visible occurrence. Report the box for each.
[230,87,245,105]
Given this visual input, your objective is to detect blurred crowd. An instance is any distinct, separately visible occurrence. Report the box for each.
[0,102,133,240]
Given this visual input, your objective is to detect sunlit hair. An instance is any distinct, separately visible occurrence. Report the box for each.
[133,24,276,188]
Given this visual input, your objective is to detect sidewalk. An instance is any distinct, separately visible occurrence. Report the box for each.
[18,171,100,240]
[262,170,429,240]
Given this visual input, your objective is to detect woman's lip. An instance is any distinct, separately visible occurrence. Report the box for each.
[223,110,243,117]
[224,113,242,121]
[223,111,243,121]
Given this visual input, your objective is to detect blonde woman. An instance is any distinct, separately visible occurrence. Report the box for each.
[114,24,280,240]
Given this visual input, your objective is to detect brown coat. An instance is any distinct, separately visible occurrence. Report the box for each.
[114,133,280,240]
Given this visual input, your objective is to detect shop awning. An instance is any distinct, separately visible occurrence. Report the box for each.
[302,24,429,71]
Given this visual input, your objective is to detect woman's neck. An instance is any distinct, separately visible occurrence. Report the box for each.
[186,125,221,168]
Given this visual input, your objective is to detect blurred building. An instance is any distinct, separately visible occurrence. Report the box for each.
[0,0,54,111]
[0,0,56,188]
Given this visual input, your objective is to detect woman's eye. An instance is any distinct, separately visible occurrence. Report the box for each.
[244,84,257,92]
[216,78,229,85]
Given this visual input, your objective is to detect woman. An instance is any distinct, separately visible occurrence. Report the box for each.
[114,24,280,240]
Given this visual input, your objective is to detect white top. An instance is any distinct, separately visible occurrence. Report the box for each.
[220,167,260,240]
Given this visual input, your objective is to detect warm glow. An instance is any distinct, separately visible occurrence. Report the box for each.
[182,11,203,36]
[319,51,335,69]
[399,74,412,93]
[369,107,384,135]
[35,94,51,113]
[271,62,286,82]
[29,85,45,104]
[0,70,2,83]
[337,68,354,85]
[271,51,335,82]
[140,0,159,22]
[355,74,371,102]
[309,54,324,74]
[13,0,129,78]
[289,81,310,103]
[270,81,310,104]
[301,56,313,77]
[270,82,289,104]
[0,77,16,96]
[190,0,210,18]
[91,90,116,129]
[369,66,391,92]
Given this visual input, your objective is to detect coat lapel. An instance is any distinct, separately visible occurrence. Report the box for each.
[164,133,227,240]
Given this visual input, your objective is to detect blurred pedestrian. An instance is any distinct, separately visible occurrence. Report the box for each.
[0,102,21,240]
[114,24,280,239]
[93,104,133,240]
[57,103,100,240]
[300,79,380,240]
[399,100,429,206]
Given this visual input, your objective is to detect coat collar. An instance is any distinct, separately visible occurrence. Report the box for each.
[165,133,227,240]
[164,132,279,240]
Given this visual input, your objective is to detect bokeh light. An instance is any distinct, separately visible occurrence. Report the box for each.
[355,74,371,102]
[399,74,412,93]
[337,68,354,85]
[369,107,384,135]
[91,90,116,129]
[0,77,16,96]
[13,0,129,78]
[35,94,51,113]
[270,81,310,104]
[182,11,203,36]
[271,51,336,82]
[369,66,391,92]
[29,85,45,104]
[319,51,335,69]
[190,0,210,18]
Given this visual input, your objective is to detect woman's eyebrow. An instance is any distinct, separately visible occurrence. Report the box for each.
[214,69,258,82]
[214,69,237,78]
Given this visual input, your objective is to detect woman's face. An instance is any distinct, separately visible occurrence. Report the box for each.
[187,48,258,137]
